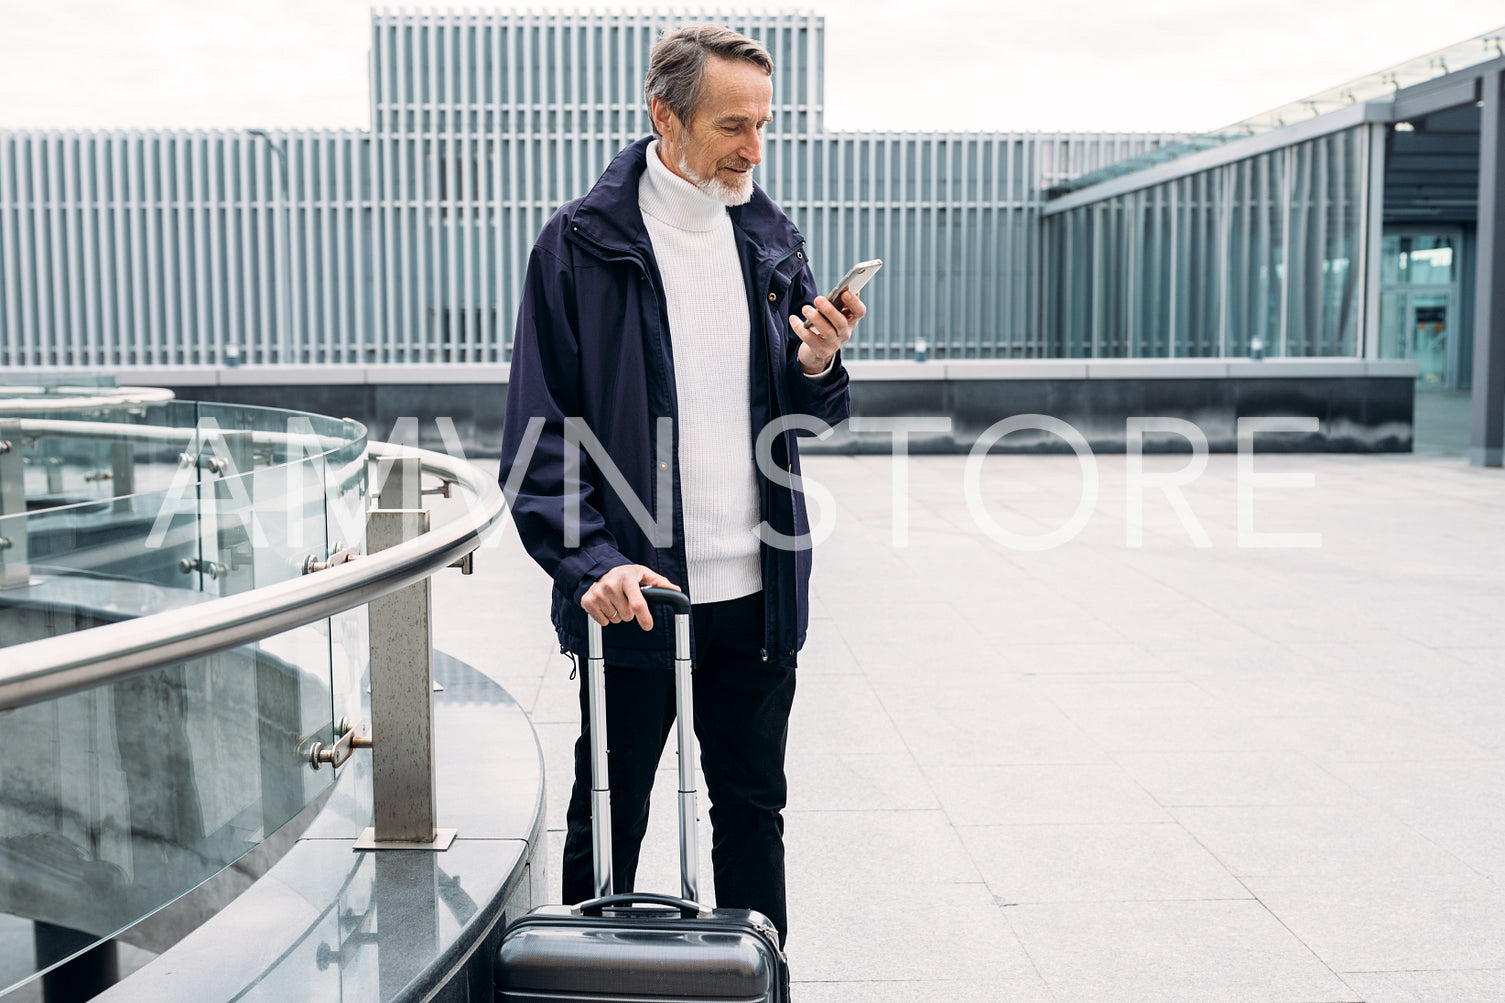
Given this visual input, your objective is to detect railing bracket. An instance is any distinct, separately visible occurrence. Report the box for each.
[179,558,228,579]
[422,477,456,499]
[178,451,229,475]
[310,718,372,770]
[302,547,359,575]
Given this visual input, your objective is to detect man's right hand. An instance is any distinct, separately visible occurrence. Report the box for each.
[581,565,682,630]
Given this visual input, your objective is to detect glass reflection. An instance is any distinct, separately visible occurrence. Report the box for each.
[1377,233,1462,386]
[0,639,334,994]
[1045,127,1367,358]
[0,398,369,995]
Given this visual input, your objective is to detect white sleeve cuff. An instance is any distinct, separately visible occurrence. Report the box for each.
[802,352,838,382]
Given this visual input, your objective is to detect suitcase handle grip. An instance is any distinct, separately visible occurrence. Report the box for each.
[638,585,690,614]
[572,892,712,919]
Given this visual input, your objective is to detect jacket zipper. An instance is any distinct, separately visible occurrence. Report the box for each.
[573,220,806,664]
[758,242,804,663]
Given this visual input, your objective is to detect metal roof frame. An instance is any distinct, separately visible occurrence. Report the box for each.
[1045,53,1505,216]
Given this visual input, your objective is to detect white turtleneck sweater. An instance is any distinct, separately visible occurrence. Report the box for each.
[638,141,763,603]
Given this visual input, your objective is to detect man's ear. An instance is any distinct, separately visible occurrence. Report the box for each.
[651,97,680,141]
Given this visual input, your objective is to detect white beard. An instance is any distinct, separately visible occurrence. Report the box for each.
[677,147,754,206]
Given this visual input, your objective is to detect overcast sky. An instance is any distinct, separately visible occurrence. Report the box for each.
[1,0,1501,134]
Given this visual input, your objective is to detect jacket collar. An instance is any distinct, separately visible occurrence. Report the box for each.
[571,135,804,263]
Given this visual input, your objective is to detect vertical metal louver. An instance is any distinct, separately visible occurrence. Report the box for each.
[0,11,1185,369]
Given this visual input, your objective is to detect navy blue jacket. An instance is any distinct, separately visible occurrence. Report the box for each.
[498,137,851,669]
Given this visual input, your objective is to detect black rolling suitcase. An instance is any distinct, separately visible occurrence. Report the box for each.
[495,586,790,1003]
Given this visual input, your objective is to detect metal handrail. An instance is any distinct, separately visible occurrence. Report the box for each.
[0,386,175,413]
[11,417,353,451]
[0,442,505,713]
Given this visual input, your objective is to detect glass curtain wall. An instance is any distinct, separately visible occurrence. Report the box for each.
[1044,125,1370,358]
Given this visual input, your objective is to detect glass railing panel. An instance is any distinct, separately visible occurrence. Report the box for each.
[0,484,200,600]
[324,430,371,733]
[0,398,376,994]
[0,404,218,595]
[2,400,203,514]
[190,444,326,599]
[184,414,349,818]
[190,401,356,450]
[191,461,338,806]
[0,400,368,603]
[0,632,337,998]
[0,508,33,595]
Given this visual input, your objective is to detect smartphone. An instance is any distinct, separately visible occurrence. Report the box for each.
[804,259,882,327]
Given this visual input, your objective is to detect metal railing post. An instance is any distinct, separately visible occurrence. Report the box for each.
[111,441,135,514]
[356,454,455,851]
[0,419,30,589]
[377,448,422,511]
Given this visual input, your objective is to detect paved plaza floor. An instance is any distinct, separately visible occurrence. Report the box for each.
[436,398,1503,1002]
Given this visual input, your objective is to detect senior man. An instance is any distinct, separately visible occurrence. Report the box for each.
[498,23,866,946]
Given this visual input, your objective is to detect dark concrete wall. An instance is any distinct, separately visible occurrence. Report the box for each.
[164,383,511,455]
[165,376,1414,457]
[826,376,1414,453]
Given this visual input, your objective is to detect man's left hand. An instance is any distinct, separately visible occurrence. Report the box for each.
[790,290,865,375]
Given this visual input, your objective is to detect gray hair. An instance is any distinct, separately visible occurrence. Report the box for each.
[643,24,773,137]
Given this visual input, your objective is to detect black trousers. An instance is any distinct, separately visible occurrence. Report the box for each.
[561,590,797,944]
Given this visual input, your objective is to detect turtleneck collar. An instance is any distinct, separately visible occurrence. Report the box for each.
[639,139,728,233]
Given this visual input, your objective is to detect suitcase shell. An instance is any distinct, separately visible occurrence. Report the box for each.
[497,896,787,1002]
[496,588,789,1002]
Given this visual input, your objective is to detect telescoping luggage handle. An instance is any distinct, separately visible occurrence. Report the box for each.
[585,586,701,904]
[573,892,713,920]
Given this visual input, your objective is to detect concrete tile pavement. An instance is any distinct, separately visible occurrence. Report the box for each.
[433,440,1505,1001]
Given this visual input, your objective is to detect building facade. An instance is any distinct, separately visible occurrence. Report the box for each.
[0,11,1182,370]
[1044,29,1505,389]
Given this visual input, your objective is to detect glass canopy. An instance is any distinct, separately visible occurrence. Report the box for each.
[1054,26,1505,196]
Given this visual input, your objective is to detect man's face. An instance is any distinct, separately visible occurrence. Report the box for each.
[654,56,773,206]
